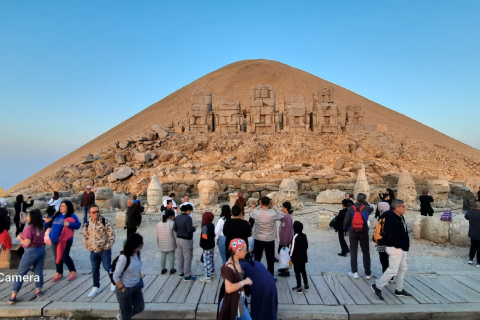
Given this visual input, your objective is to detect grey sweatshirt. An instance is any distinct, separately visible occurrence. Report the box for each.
[250,205,284,242]
[113,253,142,288]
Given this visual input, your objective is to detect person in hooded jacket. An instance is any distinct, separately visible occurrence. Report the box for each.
[200,211,215,283]
[290,221,309,294]
[372,199,412,301]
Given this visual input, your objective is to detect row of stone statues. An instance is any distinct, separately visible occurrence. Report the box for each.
[184,85,380,134]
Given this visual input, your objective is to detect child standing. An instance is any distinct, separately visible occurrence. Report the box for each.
[156,209,177,275]
[200,211,215,283]
[290,221,309,293]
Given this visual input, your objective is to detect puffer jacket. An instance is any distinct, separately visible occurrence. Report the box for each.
[82,215,115,253]
[157,220,177,252]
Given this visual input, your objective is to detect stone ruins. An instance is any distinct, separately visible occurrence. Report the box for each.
[177,85,383,134]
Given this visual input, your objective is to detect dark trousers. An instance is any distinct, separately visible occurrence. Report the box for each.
[421,212,433,217]
[379,252,389,273]
[127,228,137,238]
[349,231,371,275]
[83,206,89,224]
[116,280,145,320]
[338,231,349,254]
[254,240,275,275]
[90,249,112,288]
[470,239,480,263]
[51,241,76,275]
[15,221,25,236]
[294,262,308,288]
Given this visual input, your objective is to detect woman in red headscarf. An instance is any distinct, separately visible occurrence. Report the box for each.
[200,212,216,283]
[217,239,253,320]
[234,193,247,217]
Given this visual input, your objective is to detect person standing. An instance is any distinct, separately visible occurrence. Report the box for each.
[7,209,46,304]
[234,193,247,216]
[43,201,81,282]
[83,204,116,297]
[125,199,142,238]
[290,221,309,294]
[156,209,177,275]
[163,193,178,215]
[215,205,231,264]
[375,202,391,274]
[14,194,34,236]
[344,193,354,207]
[334,199,351,257]
[419,189,434,216]
[463,187,477,214]
[217,239,252,320]
[223,205,251,257]
[200,212,216,283]
[0,206,11,251]
[372,199,412,300]
[173,204,197,281]
[113,233,145,320]
[342,193,373,280]
[465,201,480,267]
[477,187,480,201]
[250,197,285,275]
[179,196,195,217]
[278,202,294,254]
[80,186,96,224]
[46,191,62,216]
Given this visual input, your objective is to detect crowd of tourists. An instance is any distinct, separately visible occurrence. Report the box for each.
[1,185,480,320]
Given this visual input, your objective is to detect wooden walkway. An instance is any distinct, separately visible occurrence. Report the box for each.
[2,269,480,319]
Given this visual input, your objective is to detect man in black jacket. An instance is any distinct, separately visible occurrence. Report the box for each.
[334,199,350,256]
[125,199,142,238]
[372,199,412,300]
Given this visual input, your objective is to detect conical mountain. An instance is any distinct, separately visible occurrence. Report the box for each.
[8,59,480,193]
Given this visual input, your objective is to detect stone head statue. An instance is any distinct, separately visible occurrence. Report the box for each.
[397,170,417,206]
[278,179,299,202]
[354,166,371,200]
[198,180,219,207]
[147,174,163,206]
[427,179,450,201]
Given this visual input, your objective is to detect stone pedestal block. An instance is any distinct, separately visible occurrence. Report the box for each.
[116,212,126,228]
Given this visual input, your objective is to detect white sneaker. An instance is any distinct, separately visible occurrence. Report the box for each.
[468,260,473,264]
[116,314,123,320]
[365,275,371,280]
[348,272,359,279]
[111,284,116,291]
[87,287,101,297]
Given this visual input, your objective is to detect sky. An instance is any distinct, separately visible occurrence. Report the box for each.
[0,1,479,191]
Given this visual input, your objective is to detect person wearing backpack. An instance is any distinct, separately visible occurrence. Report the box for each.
[342,193,373,280]
[83,204,116,297]
[371,199,412,301]
[113,233,145,320]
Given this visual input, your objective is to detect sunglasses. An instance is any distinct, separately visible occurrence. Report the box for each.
[90,211,99,214]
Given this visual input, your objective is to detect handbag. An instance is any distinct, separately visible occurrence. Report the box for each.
[20,212,28,224]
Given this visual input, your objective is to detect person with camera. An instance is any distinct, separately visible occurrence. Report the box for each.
[250,196,285,275]
[14,194,34,236]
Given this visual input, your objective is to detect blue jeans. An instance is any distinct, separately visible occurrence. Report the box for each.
[51,241,76,274]
[12,246,46,293]
[90,249,112,288]
[116,280,145,320]
[220,297,251,320]
[83,206,89,224]
[218,236,227,264]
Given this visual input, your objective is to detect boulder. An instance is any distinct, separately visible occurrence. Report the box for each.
[146,130,158,141]
[151,124,169,139]
[96,187,114,200]
[134,153,151,163]
[283,165,301,172]
[109,167,133,181]
[115,153,126,164]
[82,154,94,164]
[422,215,450,244]
[118,140,130,149]
[428,179,450,201]
[316,189,345,204]
[333,159,345,170]
[449,216,470,246]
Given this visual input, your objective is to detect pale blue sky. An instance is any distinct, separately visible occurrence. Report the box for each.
[1,1,479,190]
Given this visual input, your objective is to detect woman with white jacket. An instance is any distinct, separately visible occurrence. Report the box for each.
[215,205,231,264]
[156,209,176,274]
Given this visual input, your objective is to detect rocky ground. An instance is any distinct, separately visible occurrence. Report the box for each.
[56,201,474,278]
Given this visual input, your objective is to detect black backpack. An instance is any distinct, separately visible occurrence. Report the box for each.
[109,251,141,285]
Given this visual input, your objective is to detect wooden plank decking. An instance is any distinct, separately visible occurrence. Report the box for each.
[2,269,480,319]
